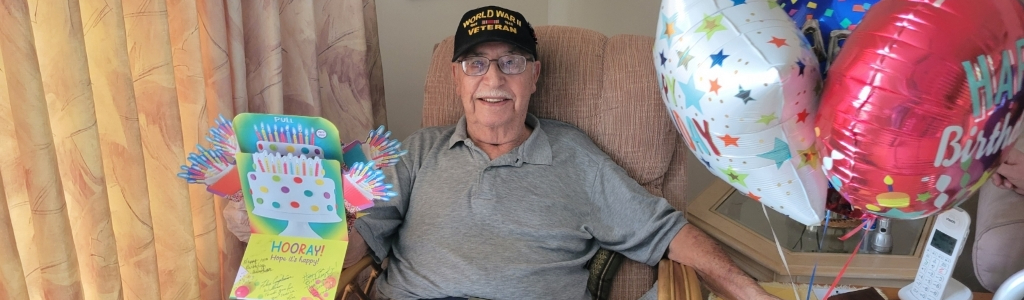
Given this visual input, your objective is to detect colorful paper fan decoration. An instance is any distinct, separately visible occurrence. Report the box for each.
[177,114,243,197]
[342,161,396,213]
[178,145,234,184]
[364,125,407,168]
[207,114,239,155]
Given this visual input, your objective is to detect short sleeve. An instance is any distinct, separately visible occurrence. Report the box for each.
[585,157,687,266]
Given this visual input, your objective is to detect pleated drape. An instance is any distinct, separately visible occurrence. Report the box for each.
[0,0,387,299]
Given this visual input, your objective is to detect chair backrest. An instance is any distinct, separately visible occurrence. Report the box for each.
[422,25,689,299]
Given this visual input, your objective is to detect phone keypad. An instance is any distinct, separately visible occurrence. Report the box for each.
[911,249,953,298]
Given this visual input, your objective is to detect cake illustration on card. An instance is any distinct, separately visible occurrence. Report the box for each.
[247,152,340,238]
[234,113,343,161]
[254,122,325,158]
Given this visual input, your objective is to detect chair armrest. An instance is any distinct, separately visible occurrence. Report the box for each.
[336,255,383,300]
[657,258,703,300]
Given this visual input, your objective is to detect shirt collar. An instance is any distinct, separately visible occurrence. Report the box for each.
[447,113,552,165]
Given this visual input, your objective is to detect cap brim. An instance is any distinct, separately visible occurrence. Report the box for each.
[451,37,536,62]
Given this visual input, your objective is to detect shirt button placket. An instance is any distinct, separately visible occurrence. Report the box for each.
[477,165,493,199]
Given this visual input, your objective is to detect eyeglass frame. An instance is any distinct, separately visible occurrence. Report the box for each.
[455,54,536,76]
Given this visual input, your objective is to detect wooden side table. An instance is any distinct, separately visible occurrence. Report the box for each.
[686,180,937,288]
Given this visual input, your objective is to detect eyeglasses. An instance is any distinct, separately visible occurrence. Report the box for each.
[457,55,534,76]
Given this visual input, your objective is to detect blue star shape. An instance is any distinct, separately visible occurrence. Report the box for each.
[710,50,729,68]
[797,60,806,76]
[700,157,712,169]
[735,85,754,104]
[659,12,682,49]
[679,75,706,113]
[659,51,668,67]
[757,138,792,169]
[732,0,746,5]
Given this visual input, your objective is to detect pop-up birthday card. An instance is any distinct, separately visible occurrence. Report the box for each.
[229,113,348,300]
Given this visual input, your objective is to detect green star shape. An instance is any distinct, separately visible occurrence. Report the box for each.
[677,46,695,69]
[917,192,931,202]
[719,166,749,187]
[695,14,727,41]
[757,113,778,125]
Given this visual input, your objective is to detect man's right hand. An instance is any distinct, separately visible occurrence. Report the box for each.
[993,147,1024,195]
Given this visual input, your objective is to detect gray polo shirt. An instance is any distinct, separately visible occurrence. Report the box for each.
[354,114,687,300]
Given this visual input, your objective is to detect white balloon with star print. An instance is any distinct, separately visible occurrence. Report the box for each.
[655,0,828,225]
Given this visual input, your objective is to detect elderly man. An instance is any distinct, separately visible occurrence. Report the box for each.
[342,6,777,300]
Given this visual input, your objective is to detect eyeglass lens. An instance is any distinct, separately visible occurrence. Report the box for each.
[461,55,528,76]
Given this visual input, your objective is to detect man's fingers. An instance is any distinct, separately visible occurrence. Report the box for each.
[1013,187,1024,196]
[993,175,1005,188]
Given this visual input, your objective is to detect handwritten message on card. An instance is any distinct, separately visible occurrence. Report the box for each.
[230,234,347,300]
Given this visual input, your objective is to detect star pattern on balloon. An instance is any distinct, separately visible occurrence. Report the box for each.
[677,47,695,69]
[663,75,677,106]
[768,36,789,48]
[758,138,792,169]
[735,85,754,104]
[709,78,723,95]
[797,145,819,169]
[796,108,810,123]
[700,157,712,168]
[659,51,668,66]
[797,60,806,76]
[916,192,932,202]
[680,75,706,113]
[695,14,727,40]
[720,166,749,187]
[719,134,740,147]
[710,50,729,68]
[757,113,778,125]
[747,191,761,201]
[659,12,682,48]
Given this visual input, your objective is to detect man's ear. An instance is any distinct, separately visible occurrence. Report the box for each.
[451,62,461,90]
[530,60,542,92]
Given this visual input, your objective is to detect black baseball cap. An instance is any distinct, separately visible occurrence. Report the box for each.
[452,6,538,62]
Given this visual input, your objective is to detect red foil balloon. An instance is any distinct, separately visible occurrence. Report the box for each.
[815,0,1024,219]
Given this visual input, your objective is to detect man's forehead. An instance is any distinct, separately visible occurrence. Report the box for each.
[464,42,523,56]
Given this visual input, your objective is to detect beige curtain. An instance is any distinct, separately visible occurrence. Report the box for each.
[0,0,387,299]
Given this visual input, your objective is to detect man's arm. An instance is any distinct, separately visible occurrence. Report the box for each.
[666,224,779,300]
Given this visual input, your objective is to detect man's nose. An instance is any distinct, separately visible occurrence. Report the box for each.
[481,61,506,85]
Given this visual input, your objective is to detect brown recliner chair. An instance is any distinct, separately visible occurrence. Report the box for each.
[337,25,701,300]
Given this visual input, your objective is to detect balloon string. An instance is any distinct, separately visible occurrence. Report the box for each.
[823,233,865,300]
[762,204,801,300]
[823,216,874,299]
[839,215,877,241]
[805,210,832,300]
